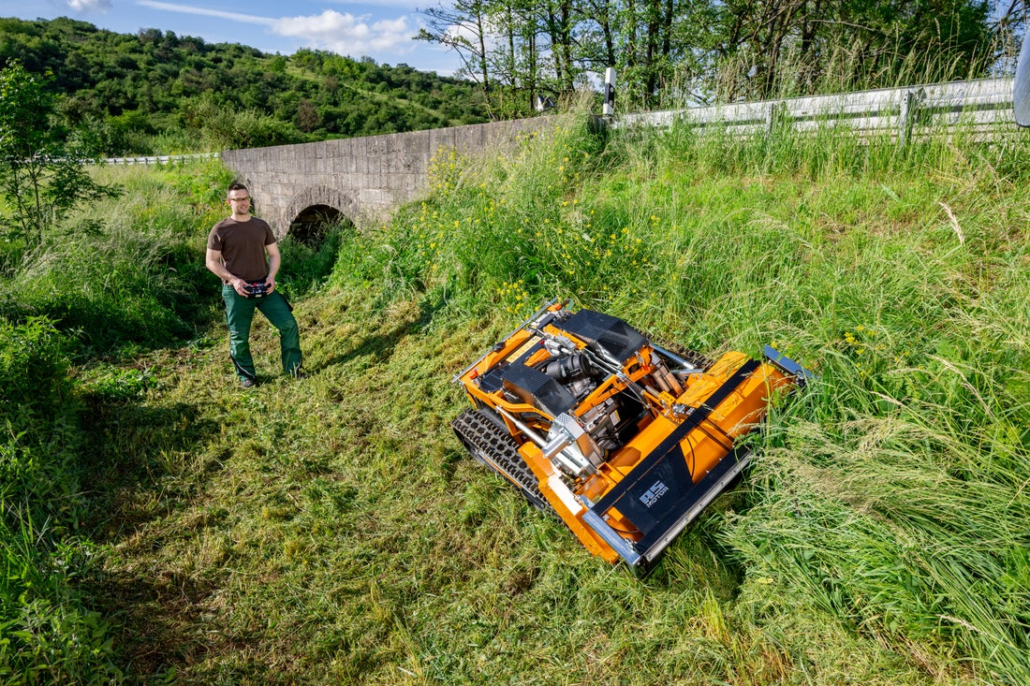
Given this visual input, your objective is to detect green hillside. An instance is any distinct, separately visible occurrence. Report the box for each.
[0,16,491,155]
[1,114,1028,683]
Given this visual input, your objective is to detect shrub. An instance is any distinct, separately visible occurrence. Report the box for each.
[0,317,121,683]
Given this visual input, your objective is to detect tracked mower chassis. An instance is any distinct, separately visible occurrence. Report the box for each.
[451,299,810,568]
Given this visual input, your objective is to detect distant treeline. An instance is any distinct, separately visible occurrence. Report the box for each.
[0,17,492,154]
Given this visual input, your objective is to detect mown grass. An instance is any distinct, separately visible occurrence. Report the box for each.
[3,109,1029,684]
[83,292,946,685]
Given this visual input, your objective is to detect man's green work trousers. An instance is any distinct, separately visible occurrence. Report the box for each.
[222,285,302,382]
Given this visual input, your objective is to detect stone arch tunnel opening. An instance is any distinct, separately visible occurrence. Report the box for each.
[289,204,351,247]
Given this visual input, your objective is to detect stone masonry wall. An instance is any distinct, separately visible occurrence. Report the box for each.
[220,116,557,237]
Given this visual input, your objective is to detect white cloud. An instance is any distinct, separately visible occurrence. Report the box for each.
[67,0,111,11]
[272,11,416,55]
[135,3,418,57]
[136,1,274,25]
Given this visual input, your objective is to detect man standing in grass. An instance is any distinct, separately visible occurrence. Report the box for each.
[205,182,303,388]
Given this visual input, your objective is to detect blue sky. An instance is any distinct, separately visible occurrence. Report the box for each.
[3,0,462,74]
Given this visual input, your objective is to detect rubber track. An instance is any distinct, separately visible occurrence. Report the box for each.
[452,409,551,511]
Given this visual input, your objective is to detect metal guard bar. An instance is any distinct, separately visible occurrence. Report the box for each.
[763,345,816,386]
[451,298,560,383]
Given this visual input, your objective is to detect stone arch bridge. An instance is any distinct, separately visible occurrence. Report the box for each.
[220,117,555,239]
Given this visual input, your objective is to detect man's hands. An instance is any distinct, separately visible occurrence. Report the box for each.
[230,276,275,298]
[206,247,277,298]
[230,277,276,298]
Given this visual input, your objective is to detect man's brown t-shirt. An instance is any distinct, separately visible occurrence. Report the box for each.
[207,217,276,282]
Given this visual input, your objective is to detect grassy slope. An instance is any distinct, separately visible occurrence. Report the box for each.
[284,65,468,129]
[79,119,1030,684]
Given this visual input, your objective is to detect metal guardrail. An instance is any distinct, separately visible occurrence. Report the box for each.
[98,78,1017,164]
[616,78,1016,141]
[103,152,218,165]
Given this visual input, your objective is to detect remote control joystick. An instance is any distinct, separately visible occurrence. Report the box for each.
[244,280,269,297]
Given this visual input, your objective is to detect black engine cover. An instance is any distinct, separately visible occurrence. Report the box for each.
[501,363,577,417]
[555,310,647,364]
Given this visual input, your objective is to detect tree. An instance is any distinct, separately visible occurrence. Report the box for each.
[714,0,993,100]
[417,1,493,106]
[418,0,993,110]
[0,62,115,245]
[0,17,491,151]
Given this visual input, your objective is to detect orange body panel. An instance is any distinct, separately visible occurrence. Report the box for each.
[518,352,791,561]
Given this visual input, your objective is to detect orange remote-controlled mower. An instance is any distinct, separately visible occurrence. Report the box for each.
[452,299,811,569]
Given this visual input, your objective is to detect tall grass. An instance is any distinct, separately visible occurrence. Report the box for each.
[667,28,1001,108]
[0,159,234,356]
[327,111,1030,683]
[0,317,123,683]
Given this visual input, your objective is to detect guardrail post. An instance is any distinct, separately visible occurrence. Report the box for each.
[603,68,615,117]
[899,89,920,147]
[766,101,784,139]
